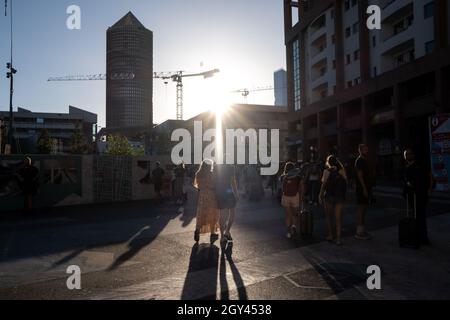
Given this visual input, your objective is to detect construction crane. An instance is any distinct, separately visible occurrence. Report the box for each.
[48,68,219,120]
[48,73,135,82]
[231,86,278,103]
[153,69,219,120]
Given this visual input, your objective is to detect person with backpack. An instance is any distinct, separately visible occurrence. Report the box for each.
[319,155,347,246]
[306,161,321,206]
[281,162,304,239]
[215,164,239,245]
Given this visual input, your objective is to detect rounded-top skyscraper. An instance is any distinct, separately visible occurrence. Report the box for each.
[106,12,153,131]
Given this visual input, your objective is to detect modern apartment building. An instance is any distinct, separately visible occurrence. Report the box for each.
[106,12,153,132]
[284,0,450,179]
[0,106,97,154]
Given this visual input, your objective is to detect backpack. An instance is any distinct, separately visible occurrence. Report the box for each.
[324,169,347,198]
[283,176,300,197]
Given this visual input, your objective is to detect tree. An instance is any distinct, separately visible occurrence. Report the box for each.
[37,129,56,154]
[106,134,135,156]
[69,126,91,154]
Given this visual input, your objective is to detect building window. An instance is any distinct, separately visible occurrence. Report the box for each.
[353,22,359,34]
[354,77,361,86]
[425,40,435,54]
[331,34,336,44]
[394,21,404,35]
[331,9,335,20]
[292,39,301,111]
[36,118,44,124]
[406,15,414,27]
[354,50,360,61]
[345,27,351,38]
[345,0,350,11]
[373,67,377,77]
[320,66,327,76]
[372,35,377,48]
[346,54,351,65]
[333,86,337,94]
[332,59,336,69]
[424,2,435,19]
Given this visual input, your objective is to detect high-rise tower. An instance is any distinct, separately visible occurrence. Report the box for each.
[106,12,153,131]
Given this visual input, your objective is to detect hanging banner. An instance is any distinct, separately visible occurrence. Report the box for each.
[429,114,450,191]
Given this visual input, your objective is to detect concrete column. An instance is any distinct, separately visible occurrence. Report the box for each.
[393,84,403,146]
[317,112,324,158]
[334,0,345,92]
[435,0,448,49]
[337,105,344,159]
[358,0,371,81]
[283,0,293,36]
[361,96,369,144]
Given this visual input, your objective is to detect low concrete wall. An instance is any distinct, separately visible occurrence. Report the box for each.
[0,155,172,213]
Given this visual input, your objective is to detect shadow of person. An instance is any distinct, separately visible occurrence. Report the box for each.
[107,226,153,271]
[179,185,198,228]
[220,242,248,300]
[181,243,220,300]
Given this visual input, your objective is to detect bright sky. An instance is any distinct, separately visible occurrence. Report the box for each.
[0,0,286,127]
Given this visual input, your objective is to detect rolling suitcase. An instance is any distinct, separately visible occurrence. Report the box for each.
[399,194,420,249]
[299,202,313,238]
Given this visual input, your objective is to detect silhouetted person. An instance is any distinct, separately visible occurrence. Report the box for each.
[152,162,165,202]
[319,155,347,246]
[17,157,39,214]
[354,144,374,240]
[215,164,238,245]
[403,148,433,245]
[173,162,186,206]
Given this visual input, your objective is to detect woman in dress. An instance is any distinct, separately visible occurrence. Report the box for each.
[193,159,220,243]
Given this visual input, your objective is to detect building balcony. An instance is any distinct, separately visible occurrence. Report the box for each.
[343,115,362,131]
[305,127,318,140]
[323,122,337,137]
[309,48,327,68]
[309,25,327,46]
[380,26,414,56]
[381,0,413,23]
[311,74,328,91]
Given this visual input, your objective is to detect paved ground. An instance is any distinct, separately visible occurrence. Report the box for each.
[0,185,449,300]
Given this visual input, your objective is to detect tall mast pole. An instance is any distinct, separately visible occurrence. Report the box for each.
[6,0,16,148]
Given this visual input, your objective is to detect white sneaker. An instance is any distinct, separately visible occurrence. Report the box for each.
[286,232,292,239]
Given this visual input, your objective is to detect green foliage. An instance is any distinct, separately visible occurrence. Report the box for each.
[106,134,144,156]
[37,129,56,154]
[69,126,91,154]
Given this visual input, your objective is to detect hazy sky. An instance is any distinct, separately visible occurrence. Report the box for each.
[0,0,286,127]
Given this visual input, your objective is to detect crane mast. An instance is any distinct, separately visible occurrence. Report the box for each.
[48,69,219,121]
